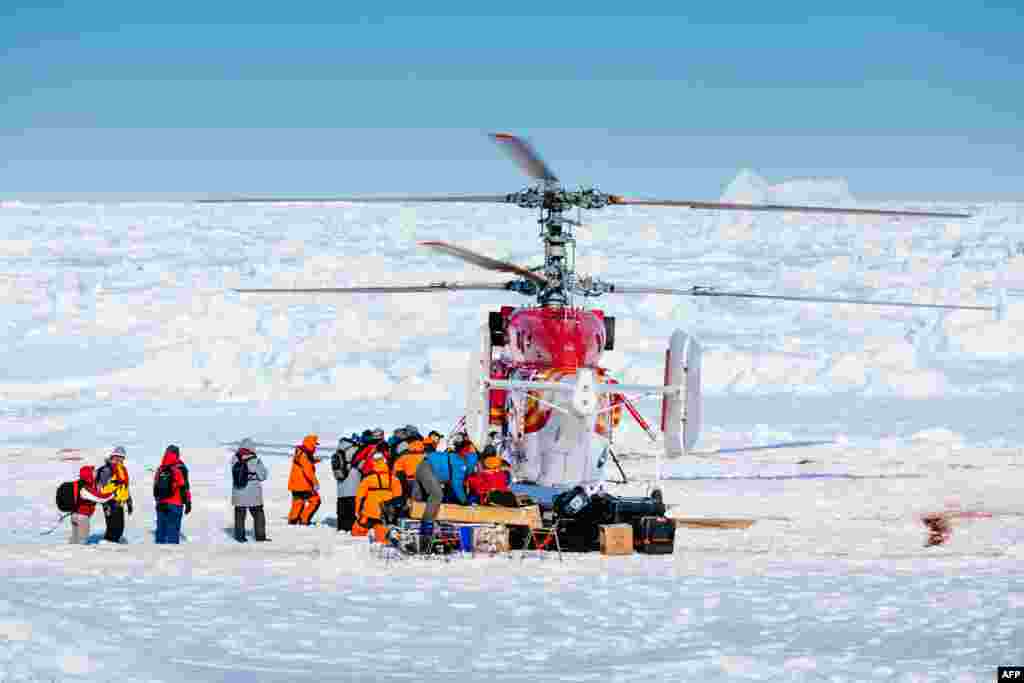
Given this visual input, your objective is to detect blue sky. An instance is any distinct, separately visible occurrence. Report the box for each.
[1,2,1021,199]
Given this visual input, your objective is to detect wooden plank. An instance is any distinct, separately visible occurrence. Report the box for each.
[409,501,542,529]
[671,517,756,530]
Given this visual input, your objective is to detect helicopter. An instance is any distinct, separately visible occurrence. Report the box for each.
[207,133,996,490]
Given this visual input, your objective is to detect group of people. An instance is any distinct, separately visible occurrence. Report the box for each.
[267,425,513,545]
[66,444,192,545]
[65,425,514,548]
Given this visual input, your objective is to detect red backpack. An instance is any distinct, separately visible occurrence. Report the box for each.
[352,444,381,476]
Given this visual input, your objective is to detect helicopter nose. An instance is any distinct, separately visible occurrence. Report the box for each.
[571,368,598,417]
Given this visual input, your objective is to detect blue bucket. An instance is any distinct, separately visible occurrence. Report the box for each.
[458,526,474,552]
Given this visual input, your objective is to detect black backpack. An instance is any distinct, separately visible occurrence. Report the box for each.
[153,466,175,500]
[553,486,591,519]
[232,459,249,489]
[331,451,348,481]
[56,481,80,512]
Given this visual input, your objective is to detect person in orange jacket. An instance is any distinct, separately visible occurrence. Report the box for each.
[352,447,402,542]
[287,434,321,525]
[391,437,426,499]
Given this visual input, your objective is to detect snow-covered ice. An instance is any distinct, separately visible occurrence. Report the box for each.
[1,179,1022,681]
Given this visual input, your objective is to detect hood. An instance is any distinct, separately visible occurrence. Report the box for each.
[370,454,390,474]
[79,466,95,485]
[161,449,181,467]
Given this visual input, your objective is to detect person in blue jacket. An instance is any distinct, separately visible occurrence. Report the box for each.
[424,432,478,505]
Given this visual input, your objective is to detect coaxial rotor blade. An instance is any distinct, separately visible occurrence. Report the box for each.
[198,194,512,205]
[234,282,514,294]
[607,196,970,219]
[490,133,559,183]
[607,285,994,311]
[420,240,550,286]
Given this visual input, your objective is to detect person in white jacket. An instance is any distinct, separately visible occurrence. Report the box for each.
[332,437,362,532]
[230,439,269,542]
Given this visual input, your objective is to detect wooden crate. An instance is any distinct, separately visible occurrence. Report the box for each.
[409,501,542,529]
[599,524,634,556]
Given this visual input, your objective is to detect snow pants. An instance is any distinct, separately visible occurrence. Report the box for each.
[288,491,321,525]
[234,505,267,541]
[155,503,184,544]
[413,460,444,523]
[69,513,90,544]
[103,501,126,543]
[336,496,356,532]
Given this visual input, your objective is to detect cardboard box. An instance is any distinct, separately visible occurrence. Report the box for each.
[472,525,511,554]
[599,524,633,556]
[409,501,542,529]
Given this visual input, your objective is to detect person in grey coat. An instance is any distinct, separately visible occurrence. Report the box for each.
[332,437,362,532]
[231,440,269,542]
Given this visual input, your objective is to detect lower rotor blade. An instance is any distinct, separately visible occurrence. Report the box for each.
[490,133,559,183]
[607,196,970,219]
[420,240,549,286]
[608,285,994,311]
[234,282,513,294]
[198,194,511,205]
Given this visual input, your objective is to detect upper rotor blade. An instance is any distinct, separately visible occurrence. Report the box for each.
[607,196,970,219]
[420,240,549,286]
[490,133,559,183]
[234,282,514,294]
[608,285,994,311]
[198,194,511,205]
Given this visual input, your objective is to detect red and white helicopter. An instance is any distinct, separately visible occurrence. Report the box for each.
[209,133,994,490]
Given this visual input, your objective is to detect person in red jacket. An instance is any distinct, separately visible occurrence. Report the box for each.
[69,465,114,544]
[466,446,512,505]
[154,445,191,544]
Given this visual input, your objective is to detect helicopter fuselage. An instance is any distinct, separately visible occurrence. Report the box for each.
[484,305,622,486]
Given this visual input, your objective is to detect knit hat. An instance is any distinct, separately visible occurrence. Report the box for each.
[481,454,505,471]
[165,444,180,457]
[108,445,127,461]
[236,438,256,457]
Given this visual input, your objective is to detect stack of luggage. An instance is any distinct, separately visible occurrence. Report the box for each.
[551,487,675,554]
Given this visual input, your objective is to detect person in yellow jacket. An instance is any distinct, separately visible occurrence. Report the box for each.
[96,446,132,543]
[391,437,426,499]
[352,449,402,542]
[287,434,321,525]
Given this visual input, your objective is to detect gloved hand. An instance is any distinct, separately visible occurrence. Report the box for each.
[184,501,192,515]
[126,496,133,516]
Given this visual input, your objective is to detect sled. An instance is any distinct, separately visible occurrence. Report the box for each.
[408,500,542,529]
[671,517,756,530]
